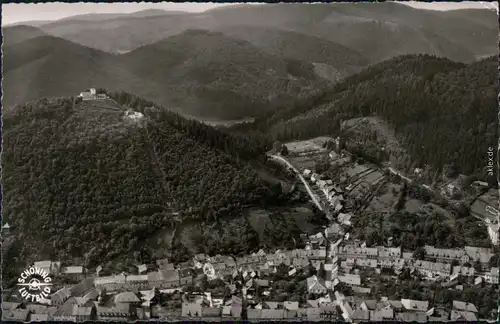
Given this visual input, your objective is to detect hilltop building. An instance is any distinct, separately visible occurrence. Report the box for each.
[78,88,107,101]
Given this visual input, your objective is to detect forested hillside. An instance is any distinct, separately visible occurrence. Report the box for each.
[121,29,326,119]
[241,54,498,180]
[1,94,276,279]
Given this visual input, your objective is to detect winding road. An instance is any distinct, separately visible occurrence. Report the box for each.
[268,154,324,211]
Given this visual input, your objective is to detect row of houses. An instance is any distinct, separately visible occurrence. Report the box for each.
[180,290,483,322]
[303,169,346,212]
[33,261,84,279]
[331,244,495,271]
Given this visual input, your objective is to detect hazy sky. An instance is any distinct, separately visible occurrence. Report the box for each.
[2,1,499,26]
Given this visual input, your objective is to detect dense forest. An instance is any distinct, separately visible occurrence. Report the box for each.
[235,54,498,181]
[1,94,279,284]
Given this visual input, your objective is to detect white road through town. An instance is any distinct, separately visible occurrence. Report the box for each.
[269,154,324,211]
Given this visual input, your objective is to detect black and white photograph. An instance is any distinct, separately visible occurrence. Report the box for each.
[1,0,499,322]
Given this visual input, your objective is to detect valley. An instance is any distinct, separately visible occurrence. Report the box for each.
[1,2,499,322]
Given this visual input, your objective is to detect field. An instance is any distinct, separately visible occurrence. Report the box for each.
[284,137,333,155]
[470,189,499,222]
[288,155,323,171]
[366,183,402,213]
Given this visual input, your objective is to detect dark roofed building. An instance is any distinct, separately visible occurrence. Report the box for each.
[2,302,22,311]
[114,292,140,304]
[247,308,262,319]
[70,278,94,297]
[307,308,322,321]
[230,305,242,317]
[182,303,202,317]
[262,309,284,319]
[161,270,180,288]
[452,300,478,313]
[3,309,30,322]
[202,306,221,318]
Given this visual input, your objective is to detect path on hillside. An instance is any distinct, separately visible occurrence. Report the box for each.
[268,154,324,211]
[387,167,413,183]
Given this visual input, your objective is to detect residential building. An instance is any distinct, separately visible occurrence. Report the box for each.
[452,301,478,313]
[306,275,328,294]
[325,223,344,239]
[94,274,126,291]
[337,273,361,286]
[413,260,451,278]
[452,266,475,277]
[125,275,149,289]
[311,173,319,183]
[182,303,202,317]
[303,169,312,178]
[70,278,94,298]
[401,299,429,313]
[484,267,499,284]
[396,312,427,322]
[73,305,97,322]
[335,245,378,260]
[487,222,499,245]
[261,309,284,319]
[450,309,477,321]
[96,305,130,321]
[377,246,402,260]
[352,309,370,322]
[136,264,147,274]
[51,287,72,306]
[2,222,11,235]
[30,314,49,322]
[423,245,469,263]
[34,260,53,274]
[360,300,377,312]
[337,213,353,226]
[2,309,30,322]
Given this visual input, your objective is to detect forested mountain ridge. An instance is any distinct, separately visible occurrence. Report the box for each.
[1,93,278,281]
[25,3,497,63]
[3,31,328,119]
[238,54,498,181]
[120,29,327,119]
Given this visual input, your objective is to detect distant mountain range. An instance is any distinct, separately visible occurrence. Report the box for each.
[11,3,496,61]
[3,30,328,119]
[3,2,497,119]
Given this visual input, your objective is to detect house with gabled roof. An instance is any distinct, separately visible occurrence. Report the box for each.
[452,265,475,277]
[51,287,72,306]
[450,309,477,321]
[452,300,478,313]
[261,309,284,319]
[424,245,468,263]
[306,275,328,294]
[338,273,361,286]
[3,309,30,322]
[30,313,49,322]
[182,303,202,317]
[396,312,427,322]
[72,304,97,322]
[485,267,499,284]
[401,299,428,312]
